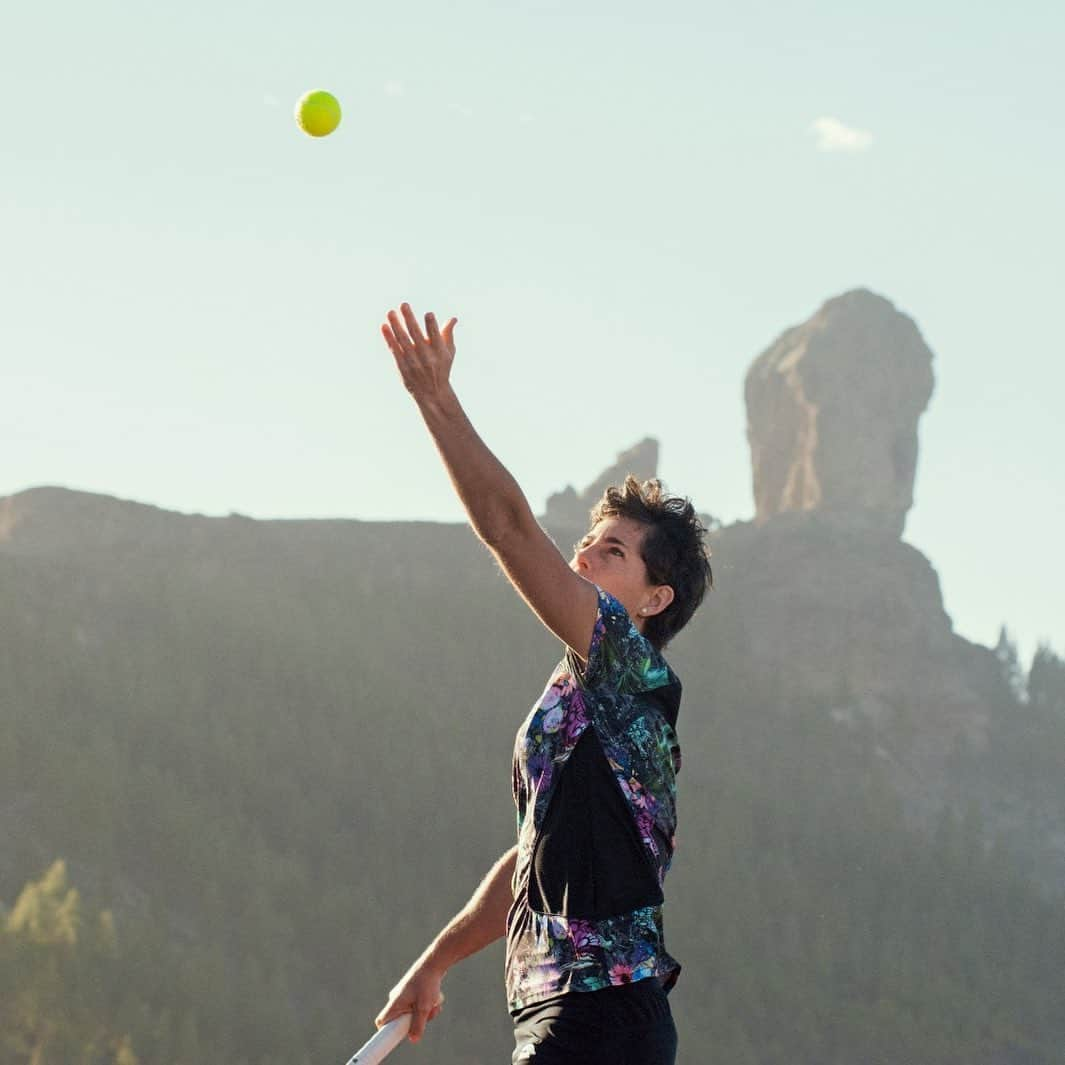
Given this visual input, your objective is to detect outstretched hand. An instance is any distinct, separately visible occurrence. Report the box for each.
[381,302,458,403]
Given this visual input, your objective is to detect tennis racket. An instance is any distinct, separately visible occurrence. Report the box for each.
[343,1013,411,1065]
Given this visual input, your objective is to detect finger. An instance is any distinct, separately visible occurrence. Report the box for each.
[424,311,442,346]
[374,1001,410,1028]
[442,317,458,352]
[426,992,445,1023]
[375,988,420,1028]
[408,1003,433,1042]
[381,323,404,357]
[386,310,414,353]
[400,303,427,348]
[381,326,414,387]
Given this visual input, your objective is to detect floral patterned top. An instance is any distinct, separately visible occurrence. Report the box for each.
[505,586,683,1011]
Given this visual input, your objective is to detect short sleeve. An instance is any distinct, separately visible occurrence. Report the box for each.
[579,587,675,696]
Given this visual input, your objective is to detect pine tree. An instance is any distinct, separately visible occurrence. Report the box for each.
[993,625,1027,705]
[1,861,141,1065]
[1028,642,1065,717]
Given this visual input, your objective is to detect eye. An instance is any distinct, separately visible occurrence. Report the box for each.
[610,547,624,557]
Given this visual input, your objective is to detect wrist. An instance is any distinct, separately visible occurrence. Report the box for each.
[413,385,461,420]
[420,938,457,975]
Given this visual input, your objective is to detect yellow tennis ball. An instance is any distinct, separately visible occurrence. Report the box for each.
[295,90,341,138]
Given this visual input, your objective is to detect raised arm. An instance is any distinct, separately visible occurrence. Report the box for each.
[375,845,517,1043]
[381,303,599,659]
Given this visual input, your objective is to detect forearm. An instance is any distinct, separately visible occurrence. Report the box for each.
[420,845,517,973]
[415,387,533,546]
[377,845,517,1036]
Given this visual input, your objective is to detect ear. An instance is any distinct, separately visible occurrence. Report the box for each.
[643,584,674,618]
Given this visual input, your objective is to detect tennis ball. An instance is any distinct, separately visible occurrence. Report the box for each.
[295,90,341,138]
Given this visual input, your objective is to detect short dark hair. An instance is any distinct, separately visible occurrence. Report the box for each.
[589,475,713,649]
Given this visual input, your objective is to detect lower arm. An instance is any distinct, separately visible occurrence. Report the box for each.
[416,389,532,546]
[421,846,517,973]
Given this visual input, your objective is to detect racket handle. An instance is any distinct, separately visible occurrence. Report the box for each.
[345,1013,412,1065]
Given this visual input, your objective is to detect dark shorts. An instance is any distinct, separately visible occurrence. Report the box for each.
[511,980,677,1064]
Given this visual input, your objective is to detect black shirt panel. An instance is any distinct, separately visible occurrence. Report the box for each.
[527,727,663,920]
[649,677,682,730]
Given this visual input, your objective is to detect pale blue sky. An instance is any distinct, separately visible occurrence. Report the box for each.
[2,0,1062,665]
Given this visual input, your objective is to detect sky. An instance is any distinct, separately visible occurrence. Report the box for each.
[2,0,1062,666]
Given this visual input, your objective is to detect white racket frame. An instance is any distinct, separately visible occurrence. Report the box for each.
[344,1013,412,1065]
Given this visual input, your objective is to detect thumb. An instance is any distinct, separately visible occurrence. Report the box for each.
[443,317,458,351]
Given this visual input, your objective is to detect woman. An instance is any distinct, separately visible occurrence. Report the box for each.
[374,303,712,1064]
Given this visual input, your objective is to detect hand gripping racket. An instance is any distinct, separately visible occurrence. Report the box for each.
[344,1013,412,1065]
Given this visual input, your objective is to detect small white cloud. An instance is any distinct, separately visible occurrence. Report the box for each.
[384,80,405,97]
[518,112,535,124]
[449,103,474,118]
[810,116,873,153]
[263,93,281,108]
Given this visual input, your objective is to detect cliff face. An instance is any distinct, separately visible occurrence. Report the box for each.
[744,289,935,539]
[736,289,993,761]
[706,515,1000,767]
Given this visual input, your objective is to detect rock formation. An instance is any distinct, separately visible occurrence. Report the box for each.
[542,437,659,528]
[701,517,1000,766]
[745,289,935,538]
[727,289,996,767]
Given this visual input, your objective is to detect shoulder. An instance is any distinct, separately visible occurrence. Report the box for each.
[578,587,679,704]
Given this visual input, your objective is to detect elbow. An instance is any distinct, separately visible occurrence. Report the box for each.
[476,504,532,550]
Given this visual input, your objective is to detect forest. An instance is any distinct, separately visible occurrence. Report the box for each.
[2,503,1064,1064]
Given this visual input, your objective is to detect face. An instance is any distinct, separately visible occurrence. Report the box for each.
[570,516,673,629]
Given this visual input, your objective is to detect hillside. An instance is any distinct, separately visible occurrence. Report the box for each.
[2,288,1063,1064]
